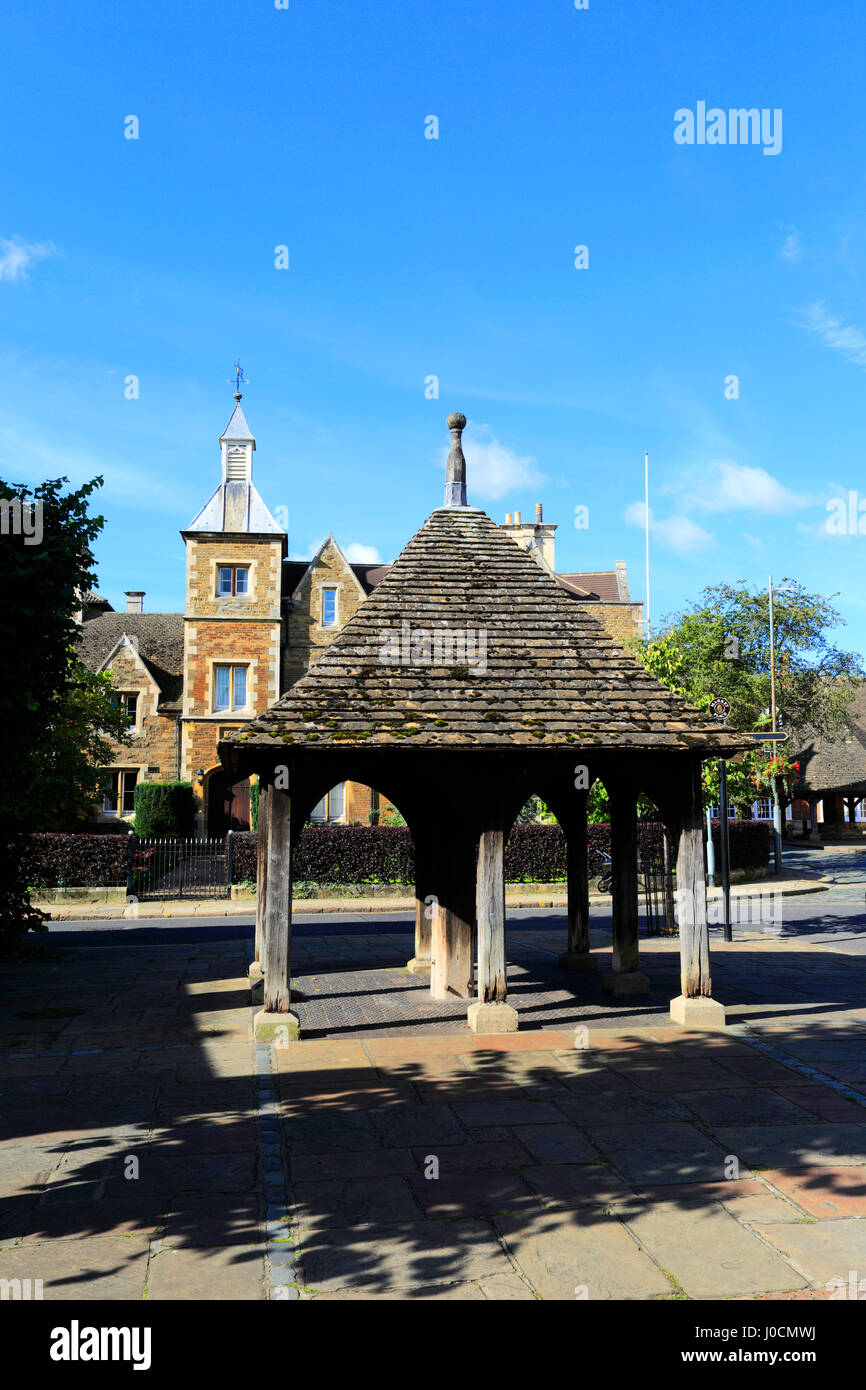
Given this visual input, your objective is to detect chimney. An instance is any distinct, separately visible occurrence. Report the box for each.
[125,591,145,614]
[500,503,557,573]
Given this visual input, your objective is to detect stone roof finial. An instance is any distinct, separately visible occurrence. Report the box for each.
[443,412,468,508]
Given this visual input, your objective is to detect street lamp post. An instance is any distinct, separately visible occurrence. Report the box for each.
[709,697,732,943]
[768,577,795,875]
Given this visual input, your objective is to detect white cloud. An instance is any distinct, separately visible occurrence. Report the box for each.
[0,237,59,282]
[796,299,866,370]
[779,230,804,264]
[344,542,381,563]
[624,502,713,555]
[441,422,546,501]
[681,460,808,514]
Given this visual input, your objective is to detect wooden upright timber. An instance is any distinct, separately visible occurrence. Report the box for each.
[430,832,475,1001]
[476,827,507,1003]
[262,786,293,1014]
[676,759,712,999]
[605,783,648,995]
[254,779,270,965]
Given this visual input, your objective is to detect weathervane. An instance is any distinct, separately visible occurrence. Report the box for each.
[227,361,248,397]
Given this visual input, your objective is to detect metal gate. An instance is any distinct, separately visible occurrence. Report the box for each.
[638,820,677,937]
[127,834,233,901]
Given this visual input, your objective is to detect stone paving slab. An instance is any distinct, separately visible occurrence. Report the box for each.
[757,1166,866,1218]
[3,926,866,1300]
[755,1219,866,1290]
[613,1198,808,1298]
[495,1209,673,1301]
[299,1219,517,1293]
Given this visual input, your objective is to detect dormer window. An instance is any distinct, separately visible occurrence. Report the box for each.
[218,566,249,597]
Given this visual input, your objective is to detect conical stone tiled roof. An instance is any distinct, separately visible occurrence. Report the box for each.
[227,507,748,755]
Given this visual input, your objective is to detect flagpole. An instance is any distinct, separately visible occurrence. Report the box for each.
[644,449,651,639]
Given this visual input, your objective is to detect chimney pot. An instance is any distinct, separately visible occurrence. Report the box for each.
[514,510,521,526]
[535,502,543,523]
[504,512,512,526]
[125,591,145,614]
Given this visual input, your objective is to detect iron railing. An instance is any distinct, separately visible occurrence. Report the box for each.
[126,832,233,901]
[638,820,677,936]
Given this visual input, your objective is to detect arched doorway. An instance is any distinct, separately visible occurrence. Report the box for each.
[207,770,251,836]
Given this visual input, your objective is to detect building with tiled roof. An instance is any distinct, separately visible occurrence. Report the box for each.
[221,413,744,1033]
[78,396,644,833]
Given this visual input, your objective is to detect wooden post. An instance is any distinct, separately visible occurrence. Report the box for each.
[407,833,433,975]
[670,758,725,1027]
[254,779,270,964]
[256,785,300,1040]
[430,833,475,1001]
[469,825,517,1032]
[476,828,506,1003]
[604,782,649,995]
[558,790,596,971]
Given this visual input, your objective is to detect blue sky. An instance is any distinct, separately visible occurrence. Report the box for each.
[3,0,866,652]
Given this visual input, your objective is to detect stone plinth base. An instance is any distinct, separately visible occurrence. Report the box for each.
[603,970,650,997]
[558,951,598,972]
[253,1009,301,1045]
[467,1001,519,1034]
[670,994,727,1029]
[406,957,432,975]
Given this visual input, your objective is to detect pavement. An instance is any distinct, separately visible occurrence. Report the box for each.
[3,848,866,1301]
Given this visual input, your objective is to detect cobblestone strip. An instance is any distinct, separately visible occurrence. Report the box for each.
[248,950,306,1301]
[733,1025,866,1109]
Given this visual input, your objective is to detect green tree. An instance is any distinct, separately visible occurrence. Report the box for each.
[630,579,864,814]
[0,475,128,946]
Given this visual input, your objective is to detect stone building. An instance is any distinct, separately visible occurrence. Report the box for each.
[77,395,644,833]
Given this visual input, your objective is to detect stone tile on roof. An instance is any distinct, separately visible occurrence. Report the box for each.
[228,508,747,755]
[75,613,185,707]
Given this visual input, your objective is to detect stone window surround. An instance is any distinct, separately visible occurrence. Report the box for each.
[209,657,255,716]
[214,558,255,600]
[318,582,340,630]
[100,765,141,818]
[112,689,142,737]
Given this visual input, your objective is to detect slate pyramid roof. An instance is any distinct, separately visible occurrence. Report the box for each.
[227,507,748,755]
[220,399,254,442]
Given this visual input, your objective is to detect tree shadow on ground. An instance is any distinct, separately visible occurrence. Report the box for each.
[0,930,865,1298]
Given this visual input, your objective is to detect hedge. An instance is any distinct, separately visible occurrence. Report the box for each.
[23,820,772,889]
[711,818,771,871]
[230,826,415,885]
[133,782,195,837]
[25,834,129,888]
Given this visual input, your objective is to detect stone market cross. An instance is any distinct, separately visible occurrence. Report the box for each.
[220,413,748,1040]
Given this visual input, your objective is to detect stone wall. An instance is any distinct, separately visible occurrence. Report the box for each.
[284,538,368,690]
[94,642,179,824]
